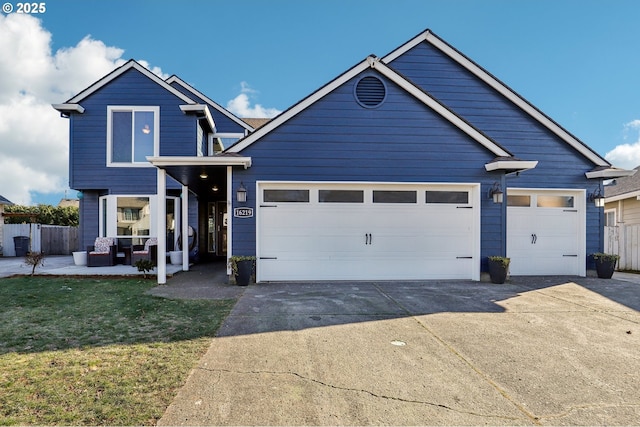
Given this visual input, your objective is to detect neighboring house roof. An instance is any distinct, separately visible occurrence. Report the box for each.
[0,195,13,205]
[165,75,254,132]
[604,165,640,201]
[382,29,610,168]
[58,198,79,208]
[242,118,270,129]
[226,55,514,160]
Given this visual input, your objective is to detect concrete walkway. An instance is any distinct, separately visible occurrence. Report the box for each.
[0,255,183,278]
[159,276,640,426]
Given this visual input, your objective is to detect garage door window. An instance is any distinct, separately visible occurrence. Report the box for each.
[507,195,531,207]
[537,195,574,208]
[319,190,364,203]
[373,190,417,203]
[426,191,468,204]
[263,189,309,203]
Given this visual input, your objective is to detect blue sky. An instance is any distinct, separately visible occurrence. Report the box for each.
[1,0,640,205]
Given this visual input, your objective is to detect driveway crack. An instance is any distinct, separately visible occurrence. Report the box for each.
[196,366,528,422]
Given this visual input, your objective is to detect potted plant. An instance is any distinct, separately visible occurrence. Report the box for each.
[229,256,256,286]
[592,253,619,279]
[488,256,510,284]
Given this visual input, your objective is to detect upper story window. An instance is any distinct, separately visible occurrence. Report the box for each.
[107,106,159,166]
[208,133,244,155]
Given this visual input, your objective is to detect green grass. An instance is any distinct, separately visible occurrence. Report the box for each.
[0,276,236,425]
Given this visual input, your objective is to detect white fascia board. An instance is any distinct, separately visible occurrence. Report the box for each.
[52,103,85,113]
[372,60,511,158]
[166,75,254,132]
[180,104,216,132]
[147,156,252,169]
[585,168,637,179]
[383,30,609,167]
[605,190,640,203]
[66,60,195,105]
[226,60,372,153]
[484,160,538,172]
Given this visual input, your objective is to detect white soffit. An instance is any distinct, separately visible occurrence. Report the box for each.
[180,104,216,132]
[52,103,85,114]
[147,156,252,169]
[585,168,637,179]
[485,160,539,172]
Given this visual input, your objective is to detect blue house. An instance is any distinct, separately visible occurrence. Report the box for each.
[54,29,631,283]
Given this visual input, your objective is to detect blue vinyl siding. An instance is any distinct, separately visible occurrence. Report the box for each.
[231,71,505,259]
[69,68,196,193]
[388,42,603,259]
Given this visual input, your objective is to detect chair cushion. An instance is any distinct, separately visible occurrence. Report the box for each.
[145,237,158,250]
[93,237,114,253]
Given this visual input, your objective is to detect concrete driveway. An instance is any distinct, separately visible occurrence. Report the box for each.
[159,277,640,426]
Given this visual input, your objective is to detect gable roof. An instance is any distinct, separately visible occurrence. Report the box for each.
[226,55,513,158]
[53,60,196,112]
[165,75,254,132]
[382,29,609,168]
[0,195,13,205]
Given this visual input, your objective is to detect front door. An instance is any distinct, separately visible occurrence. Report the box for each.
[207,202,228,257]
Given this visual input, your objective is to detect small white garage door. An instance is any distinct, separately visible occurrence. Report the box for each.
[507,189,585,276]
[257,182,480,282]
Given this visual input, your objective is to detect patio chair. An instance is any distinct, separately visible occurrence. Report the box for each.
[131,237,158,265]
[87,237,117,267]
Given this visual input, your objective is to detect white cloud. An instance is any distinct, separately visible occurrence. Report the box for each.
[605,120,640,169]
[226,81,281,118]
[0,14,165,205]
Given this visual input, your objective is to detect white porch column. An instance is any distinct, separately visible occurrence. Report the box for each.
[181,184,189,271]
[157,168,167,284]
[226,166,233,275]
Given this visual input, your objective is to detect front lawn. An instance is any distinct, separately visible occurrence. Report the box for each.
[0,276,236,425]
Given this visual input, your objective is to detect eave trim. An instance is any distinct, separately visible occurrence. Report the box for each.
[52,103,85,113]
[65,60,195,105]
[180,104,216,133]
[585,168,637,179]
[382,29,610,167]
[147,155,252,169]
[484,160,539,172]
[166,75,254,132]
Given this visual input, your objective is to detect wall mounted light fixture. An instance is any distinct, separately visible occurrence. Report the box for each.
[588,186,605,208]
[236,183,247,203]
[488,182,504,204]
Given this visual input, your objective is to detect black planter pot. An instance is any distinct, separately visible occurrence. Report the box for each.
[235,259,253,286]
[488,258,509,284]
[595,259,617,279]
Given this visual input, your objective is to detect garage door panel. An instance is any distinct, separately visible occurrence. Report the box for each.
[507,190,584,276]
[258,183,479,281]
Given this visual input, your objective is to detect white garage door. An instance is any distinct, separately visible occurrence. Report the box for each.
[507,189,585,276]
[257,182,480,282]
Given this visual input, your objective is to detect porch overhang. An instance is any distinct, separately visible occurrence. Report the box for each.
[147,155,251,195]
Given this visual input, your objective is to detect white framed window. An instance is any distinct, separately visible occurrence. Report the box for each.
[604,209,616,226]
[107,106,160,166]
[208,132,244,155]
[98,195,181,244]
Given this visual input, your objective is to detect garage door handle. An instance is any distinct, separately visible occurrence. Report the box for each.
[563,254,578,257]
[365,233,372,245]
[531,234,537,244]
[260,257,277,260]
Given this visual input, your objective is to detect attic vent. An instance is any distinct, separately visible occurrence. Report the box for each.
[355,76,386,108]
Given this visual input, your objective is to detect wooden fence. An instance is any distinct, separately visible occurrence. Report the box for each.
[604,225,640,271]
[1,224,78,256]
